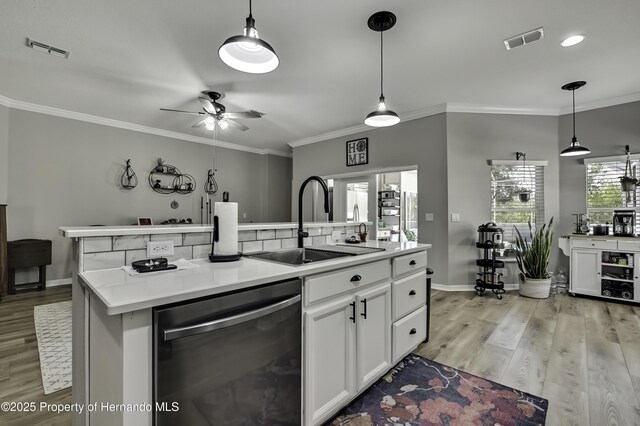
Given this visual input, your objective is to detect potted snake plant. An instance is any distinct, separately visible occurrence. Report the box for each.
[513,217,554,299]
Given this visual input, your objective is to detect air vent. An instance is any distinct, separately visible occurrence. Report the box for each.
[503,27,544,50]
[25,38,70,59]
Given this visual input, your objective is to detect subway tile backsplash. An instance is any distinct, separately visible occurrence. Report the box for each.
[82,225,361,271]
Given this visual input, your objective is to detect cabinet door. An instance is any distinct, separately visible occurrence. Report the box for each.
[571,249,600,295]
[304,295,356,426]
[355,282,391,391]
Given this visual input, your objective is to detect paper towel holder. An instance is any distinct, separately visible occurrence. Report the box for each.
[208,191,242,263]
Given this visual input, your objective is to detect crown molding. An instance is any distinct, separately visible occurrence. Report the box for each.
[558,91,640,115]
[446,103,558,116]
[0,94,292,157]
[288,103,447,148]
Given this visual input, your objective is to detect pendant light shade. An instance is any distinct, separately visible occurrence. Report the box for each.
[560,81,590,157]
[364,11,400,128]
[218,0,279,74]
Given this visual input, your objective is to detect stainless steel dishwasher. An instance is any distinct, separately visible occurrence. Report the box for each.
[153,279,301,425]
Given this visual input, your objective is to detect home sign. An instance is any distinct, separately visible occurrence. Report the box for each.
[346,138,369,166]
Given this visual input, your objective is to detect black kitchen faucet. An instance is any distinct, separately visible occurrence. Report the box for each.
[297,176,330,248]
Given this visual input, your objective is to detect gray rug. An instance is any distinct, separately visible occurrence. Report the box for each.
[34,301,72,394]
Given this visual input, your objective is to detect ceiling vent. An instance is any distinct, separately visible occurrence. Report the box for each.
[503,27,544,50]
[25,38,70,59]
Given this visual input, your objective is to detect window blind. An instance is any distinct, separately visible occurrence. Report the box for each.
[586,159,640,227]
[490,164,545,242]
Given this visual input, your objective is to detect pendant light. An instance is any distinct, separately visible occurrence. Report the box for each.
[560,81,590,156]
[364,11,400,127]
[218,0,279,74]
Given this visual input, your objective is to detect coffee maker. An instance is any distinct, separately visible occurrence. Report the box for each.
[613,210,636,236]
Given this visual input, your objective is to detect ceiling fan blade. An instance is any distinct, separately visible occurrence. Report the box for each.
[198,97,216,114]
[222,110,264,119]
[226,119,249,131]
[160,108,205,115]
[192,118,207,128]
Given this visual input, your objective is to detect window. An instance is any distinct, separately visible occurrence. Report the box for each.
[490,162,545,243]
[586,156,640,227]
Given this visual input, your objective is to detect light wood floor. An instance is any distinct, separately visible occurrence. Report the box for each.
[1,286,639,425]
[0,286,72,426]
[415,290,640,426]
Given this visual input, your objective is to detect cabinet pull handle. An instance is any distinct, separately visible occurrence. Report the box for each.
[409,260,417,266]
[409,290,417,296]
[360,298,367,319]
[349,302,356,323]
[410,328,417,335]
[350,275,362,282]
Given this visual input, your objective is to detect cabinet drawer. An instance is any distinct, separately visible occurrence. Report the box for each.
[392,271,427,321]
[571,239,617,250]
[392,306,427,363]
[304,260,390,305]
[617,241,640,252]
[392,251,427,278]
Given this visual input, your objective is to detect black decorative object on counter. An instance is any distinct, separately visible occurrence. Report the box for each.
[148,158,196,195]
[120,159,138,189]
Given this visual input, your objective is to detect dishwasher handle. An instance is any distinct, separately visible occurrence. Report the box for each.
[163,294,301,342]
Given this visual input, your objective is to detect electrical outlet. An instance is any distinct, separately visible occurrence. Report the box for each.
[425,213,434,222]
[332,230,342,240]
[451,213,460,222]
[147,241,174,258]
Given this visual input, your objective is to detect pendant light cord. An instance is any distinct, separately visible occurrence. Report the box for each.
[249,0,252,17]
[380,31,384,97]
[572,88,576,139]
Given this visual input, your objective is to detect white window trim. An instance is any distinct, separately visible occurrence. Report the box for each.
[488,159,548,166]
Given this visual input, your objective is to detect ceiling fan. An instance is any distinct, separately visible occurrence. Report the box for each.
[160,91,263,131]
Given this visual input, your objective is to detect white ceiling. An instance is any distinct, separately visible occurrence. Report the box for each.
[1,0,639,154]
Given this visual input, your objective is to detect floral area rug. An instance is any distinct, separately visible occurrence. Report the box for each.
[327,354,547,426]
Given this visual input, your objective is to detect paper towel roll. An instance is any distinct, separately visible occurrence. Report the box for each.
[213,202,238,255]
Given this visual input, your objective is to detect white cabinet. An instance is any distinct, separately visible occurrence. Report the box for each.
[304,283,391,426]
[303,295,356,426]
[355,283,391,391]
[568,239,639,303]
[570,249,600,295]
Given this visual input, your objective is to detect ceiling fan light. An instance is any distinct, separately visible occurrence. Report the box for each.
[218,15,279,73]
[204,116,215,126]
[364,109,400,127]
[205,122,215,131]
[218,118,230,130]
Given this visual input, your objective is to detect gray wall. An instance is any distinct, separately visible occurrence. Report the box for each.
[446,113,560,286]
[292,114,450,284]
[263,154,293,222]
[0,105,8,204]
[6,109,291,280]
[558,100,640,269]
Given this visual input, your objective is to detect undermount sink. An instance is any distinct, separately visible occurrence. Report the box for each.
[248,245,386,266]
[248,248,351,266]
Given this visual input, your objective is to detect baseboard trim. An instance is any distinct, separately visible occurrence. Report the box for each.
[432,283,519,292]
[47,278,72,287]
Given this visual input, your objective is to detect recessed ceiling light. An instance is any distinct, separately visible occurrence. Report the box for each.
[561,35,584,47]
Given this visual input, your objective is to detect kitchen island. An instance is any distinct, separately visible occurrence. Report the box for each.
[62,223,430,426]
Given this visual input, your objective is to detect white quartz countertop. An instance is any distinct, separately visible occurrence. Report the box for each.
[60,221,372,238]
[79,241,430,315]
[561,234,640,241]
